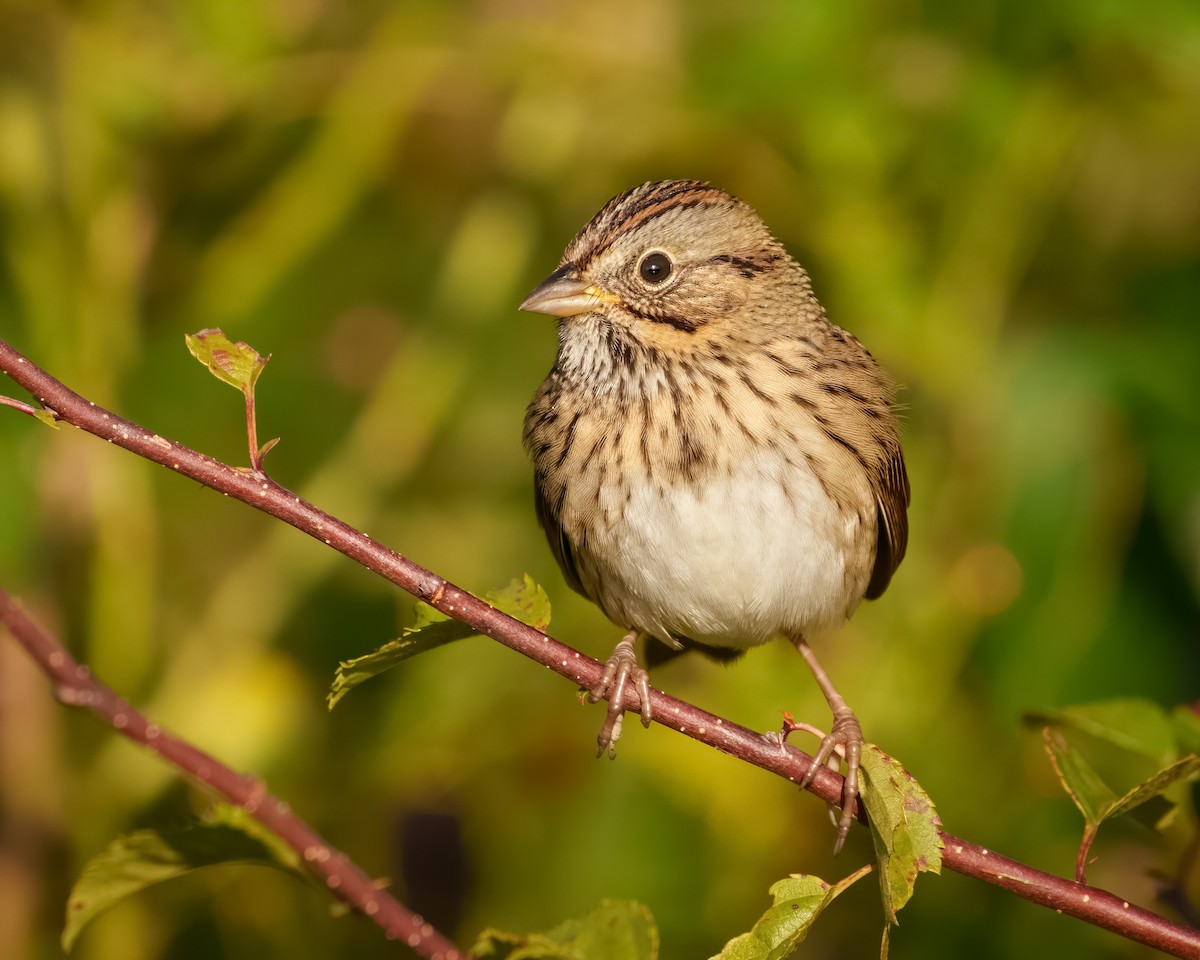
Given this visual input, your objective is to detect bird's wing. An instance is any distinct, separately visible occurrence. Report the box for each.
[533,479,587,596]
[865,437,910,600]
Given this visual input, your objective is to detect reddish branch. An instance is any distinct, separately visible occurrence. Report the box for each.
[0,587,463,960]
[1,336,1197,959]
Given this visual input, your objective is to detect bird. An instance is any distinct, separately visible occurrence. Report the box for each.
[519,179,909,852]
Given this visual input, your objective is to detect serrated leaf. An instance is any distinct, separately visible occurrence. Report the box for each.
[709,867,870,960]
[1042,728,1200,881]
[1041,727,1117,825]
[857,746,943,924]
[488,574,552,633]
[63,806,302,951]
[1125,794,1177,833]
[185,328,270,394]
[328,575,551,708]
[1105,753,1200,818]
[472,899,657,960]
[1028,698,1200,881]
[329,612,475,708]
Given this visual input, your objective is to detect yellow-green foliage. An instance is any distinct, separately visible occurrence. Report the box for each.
[0,3,1197,958]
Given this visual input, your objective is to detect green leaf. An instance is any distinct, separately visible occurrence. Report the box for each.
[1108,757,1199,823]
[1172,703,1200,755]
[328,575,551,708]
[1041,728,1200,881]
[472,899,657,960]
[185,328,270,395]
[329,606,474,707]
[709,867,871,960]
[1026,698,1200,881]
[1040,727,1117,825]
[489,574,552,633]
[33,407,60,428]
[63,806,301,952]
[857,745,943,924]
[1024,698,1176,765]
[203,803,303,871]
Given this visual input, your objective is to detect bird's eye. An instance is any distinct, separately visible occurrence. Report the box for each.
[638,251,673,284]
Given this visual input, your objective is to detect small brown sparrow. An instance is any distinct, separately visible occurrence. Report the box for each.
[520,180,909,851]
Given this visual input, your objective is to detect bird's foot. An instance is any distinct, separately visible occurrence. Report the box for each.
[797,704,863,856]
[587,633,651,758]
[774,711,833,750]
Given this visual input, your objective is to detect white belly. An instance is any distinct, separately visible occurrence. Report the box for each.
[580,449,868,648]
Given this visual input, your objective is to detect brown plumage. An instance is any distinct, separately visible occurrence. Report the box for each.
[521,180,909,851]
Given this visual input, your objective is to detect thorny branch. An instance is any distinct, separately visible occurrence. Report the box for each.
[1,336,1198,959]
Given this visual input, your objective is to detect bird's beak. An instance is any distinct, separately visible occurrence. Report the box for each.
[519,264,617,317]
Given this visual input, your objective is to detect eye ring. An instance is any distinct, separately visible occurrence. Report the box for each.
[638,251,673,285]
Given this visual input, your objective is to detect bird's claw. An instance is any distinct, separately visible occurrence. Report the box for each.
[588,635,651,758]
[798,707,863,855]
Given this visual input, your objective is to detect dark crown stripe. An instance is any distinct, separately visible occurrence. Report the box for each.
[571,180,728,266]
[604,181,723,246]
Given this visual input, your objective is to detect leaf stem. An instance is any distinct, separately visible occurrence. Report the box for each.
[245,386,261,471]
[0,393,54,419]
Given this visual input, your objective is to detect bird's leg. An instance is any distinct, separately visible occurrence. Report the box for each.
[793,637,864,855]
[588,630,652,758]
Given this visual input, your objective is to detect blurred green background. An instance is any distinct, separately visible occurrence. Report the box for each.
[1,2,1198,958]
